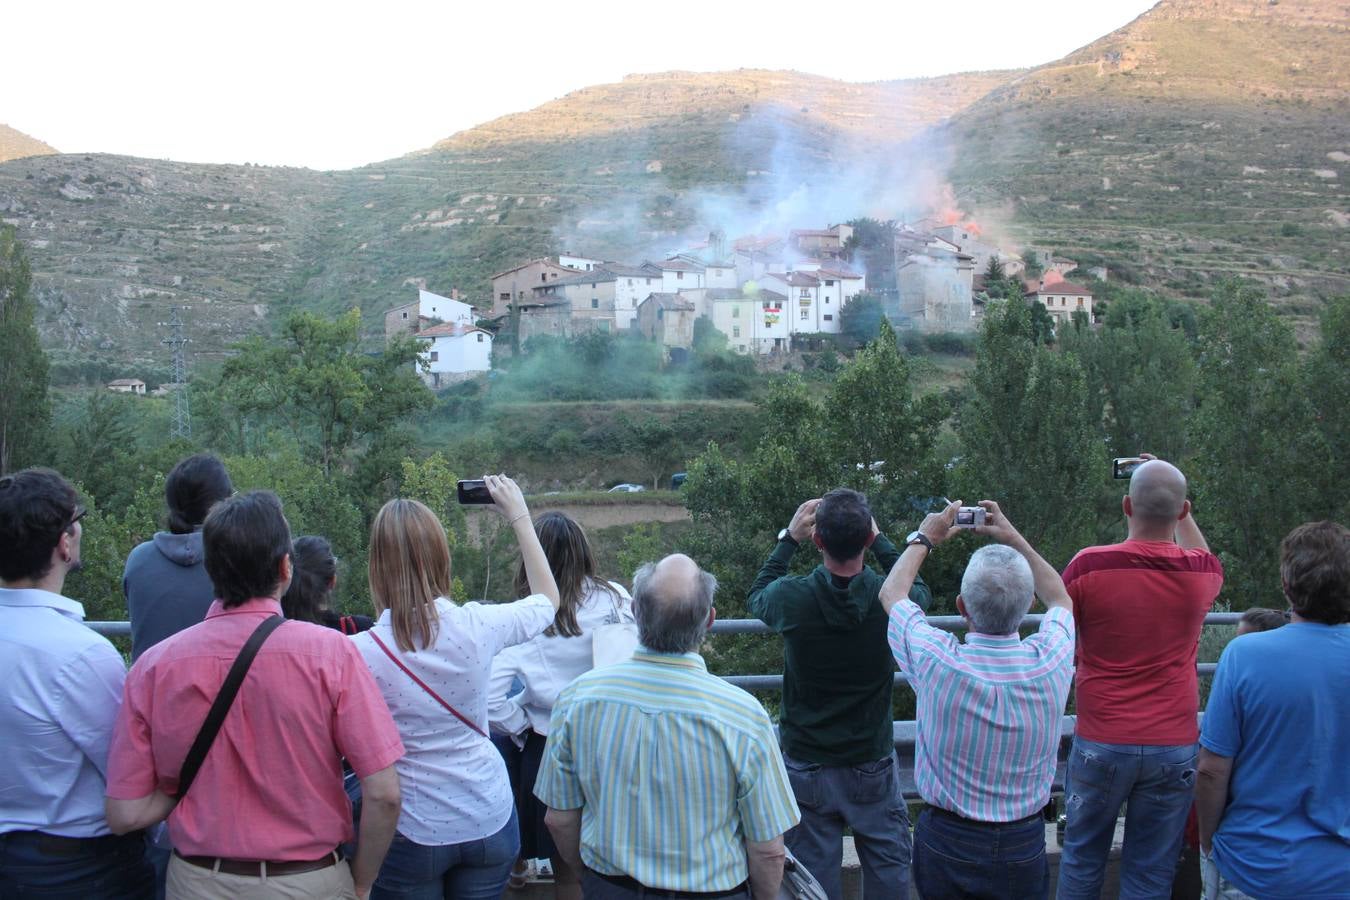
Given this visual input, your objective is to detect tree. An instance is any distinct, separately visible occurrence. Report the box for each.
[0,226,50,473]
[840,292,885,347]
[218,309,432,476]
[1187,282,1326,604]
[954,298,1101,567]
[1305,295,1350,522]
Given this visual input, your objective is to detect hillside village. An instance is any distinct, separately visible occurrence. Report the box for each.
[382,222,1102,386]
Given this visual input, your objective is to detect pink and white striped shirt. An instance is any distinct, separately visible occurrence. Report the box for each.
[887,600,1075,822]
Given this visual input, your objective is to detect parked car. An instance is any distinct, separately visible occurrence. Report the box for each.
[670,472,688,489]
[607,483,646,493]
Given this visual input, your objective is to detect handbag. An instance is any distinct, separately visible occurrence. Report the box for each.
[175,614,285,798]
[777,847,828,900]
[369,630,487,737]
[591,582,639,668]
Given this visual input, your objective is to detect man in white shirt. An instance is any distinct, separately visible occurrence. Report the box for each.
[0,468,154,896]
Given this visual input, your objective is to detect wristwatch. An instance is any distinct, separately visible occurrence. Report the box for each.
[905,530,933,552]
[777,527,799,547]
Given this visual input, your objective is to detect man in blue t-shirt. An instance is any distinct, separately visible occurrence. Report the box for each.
[1196,521,1350,899]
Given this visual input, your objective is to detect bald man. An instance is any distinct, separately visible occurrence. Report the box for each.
[535,555,800,900]
[1056,455,1224,900]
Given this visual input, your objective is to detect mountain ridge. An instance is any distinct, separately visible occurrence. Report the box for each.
[0,124,57,164]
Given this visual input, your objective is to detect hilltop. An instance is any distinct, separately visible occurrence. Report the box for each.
[0,0,1346,372]
[0,124,56,163]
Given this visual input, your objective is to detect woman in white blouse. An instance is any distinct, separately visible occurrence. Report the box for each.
[354,475,559,900]
[488,511,635,900]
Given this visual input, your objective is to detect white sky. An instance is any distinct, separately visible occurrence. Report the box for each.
[6,1,1156,171]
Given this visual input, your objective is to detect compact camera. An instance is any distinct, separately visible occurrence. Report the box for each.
[1113,457,1146,480]
[954,506,987,529]
[456,479,494,505]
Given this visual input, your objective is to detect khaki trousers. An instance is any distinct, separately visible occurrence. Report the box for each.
[166,853,358,899]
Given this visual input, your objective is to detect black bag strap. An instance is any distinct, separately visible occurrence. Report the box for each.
[175,614,285,799]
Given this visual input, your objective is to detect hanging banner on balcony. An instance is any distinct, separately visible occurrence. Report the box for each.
[763,308,781,327]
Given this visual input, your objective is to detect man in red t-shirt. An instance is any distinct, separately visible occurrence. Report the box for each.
[1055,455,1223,900]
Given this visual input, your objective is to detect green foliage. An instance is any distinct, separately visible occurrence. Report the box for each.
[616,523,665,583]
[0,226,50,473]
[398,452,466,549]
[955,298,1102,566]
[1304,296,1350,523]
[1187,282,1328,603]
[839,292,886,347]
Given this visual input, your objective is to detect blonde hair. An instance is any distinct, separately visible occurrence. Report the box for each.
[368,498,452,652]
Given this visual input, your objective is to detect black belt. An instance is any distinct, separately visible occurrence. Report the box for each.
[0,830,143,857]
[592,870,748,898]
[174,848,340,877]
[928,805,1044,828]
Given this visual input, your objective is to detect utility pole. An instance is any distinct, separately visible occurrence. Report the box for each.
[162,306,191,439]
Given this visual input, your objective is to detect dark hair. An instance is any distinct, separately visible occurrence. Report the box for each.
[0,468,82,582]
[1280,521,1350,626]
[165,453,233,534]
[514,511,616,638]
[281,535,338,624]
[203,490,292,608]
[814,488,872,562]
[1238,607,1289,633]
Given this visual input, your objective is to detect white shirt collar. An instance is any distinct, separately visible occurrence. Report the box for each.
[0,587,86,621]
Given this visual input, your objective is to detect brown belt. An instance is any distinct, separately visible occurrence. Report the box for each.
[174,848,340,877]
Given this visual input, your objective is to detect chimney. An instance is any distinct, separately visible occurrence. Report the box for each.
[451,288,460,301]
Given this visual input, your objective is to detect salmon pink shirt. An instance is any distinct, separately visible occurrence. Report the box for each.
[106,598,404,860]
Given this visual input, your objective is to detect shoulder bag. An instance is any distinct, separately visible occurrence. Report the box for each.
[368,630,487,737]
[175,614,285,799]
[777,847,828,900]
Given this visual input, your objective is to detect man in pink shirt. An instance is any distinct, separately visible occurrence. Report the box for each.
[104,491,405,900]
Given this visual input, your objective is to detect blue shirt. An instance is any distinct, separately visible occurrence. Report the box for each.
[534,647,800,891]
[1200,622,1350,898]
[0,588,127,837]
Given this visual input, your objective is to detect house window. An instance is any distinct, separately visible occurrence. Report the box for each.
[824,314,833,321]
[733,325,741,338]
[647,278,653,285]
[732,306,740,318]
[800,289,810,298]
[476,334,484,342]
[825,279,835,286]
[800,309,808,320]
[430,351,439,362]
[825,297,830,304]
[763,301,771,310]
[591,298,599,309]
[676,272,683,280]
[540,273,546,282]
[499,292,510,301]
[628,279,634,285]
[591,282,597,289]
[401,311,408,319]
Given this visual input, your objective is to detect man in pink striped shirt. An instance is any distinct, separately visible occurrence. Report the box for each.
[880,500,1075,900]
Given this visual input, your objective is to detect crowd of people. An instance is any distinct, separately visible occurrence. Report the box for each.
[0,452,1346,900]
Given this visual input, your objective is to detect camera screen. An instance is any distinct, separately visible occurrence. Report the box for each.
[956,509,975,525]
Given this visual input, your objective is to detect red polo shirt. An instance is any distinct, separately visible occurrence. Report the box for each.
[1063,540,1223,745]
[106,598,403,860]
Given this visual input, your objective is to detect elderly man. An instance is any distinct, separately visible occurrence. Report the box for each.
[748,488,930,900]
[0,468,154,896]
[1196,521,1350,899]
[536,554,800,899]
[1056,455,1223,899]
[104,491,405,900]
[880,500,1075,900]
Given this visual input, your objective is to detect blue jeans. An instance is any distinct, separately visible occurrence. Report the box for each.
[0,830,154,899]
[913,807,1048,900]
[783,751,912,900]
[370,808,519,900]
[1057,738,1197,900]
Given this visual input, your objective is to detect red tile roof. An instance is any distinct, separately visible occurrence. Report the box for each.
[1026,281,1093,297]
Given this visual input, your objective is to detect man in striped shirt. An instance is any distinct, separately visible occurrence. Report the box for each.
[881,500,1075,900]
[536,554,800,899]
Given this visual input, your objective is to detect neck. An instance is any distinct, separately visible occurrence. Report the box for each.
[823,553,865,578]
[1,571,66,595]
[1126,519,1177,542]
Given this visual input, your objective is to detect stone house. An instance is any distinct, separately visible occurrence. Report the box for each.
[636,293,697,351]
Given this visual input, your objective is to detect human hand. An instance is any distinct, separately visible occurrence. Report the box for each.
[484,474,529,524]
[354,886,371,900]
[787,499,820,543]
[971,500,1026,548]
[1138,452,1158,462]
[918,500,962,549]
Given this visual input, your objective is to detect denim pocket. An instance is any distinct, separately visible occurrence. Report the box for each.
[849,754,896,805]
[1067,743,1117,813]
[783,754,821,809]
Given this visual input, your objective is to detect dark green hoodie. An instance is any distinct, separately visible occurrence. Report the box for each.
[747,534,931,766]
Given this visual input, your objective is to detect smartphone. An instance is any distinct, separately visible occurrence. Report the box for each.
[954,507,986,529]
[456,479,493,505]
[1113,457,1145,480]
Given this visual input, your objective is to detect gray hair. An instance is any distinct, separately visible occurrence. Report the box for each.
[960,545,1035,635]
[631,558,718,654]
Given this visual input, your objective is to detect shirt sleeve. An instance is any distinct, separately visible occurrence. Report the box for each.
[333,642,405,779]
[1199,642,1242,758]
[735,714,802,842]
[1027,606,1076,663]
[469,595,555,657]
[105,661,160,800]
[487,646,530,738]
[886,598,954,681]
[747,540,797,631]
[52,640,126,782]
[533,691,583,810]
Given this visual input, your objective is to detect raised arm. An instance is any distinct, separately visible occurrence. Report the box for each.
[972,501,1071,612]
[1138,452,1209,551]
[748,499,817,625]
[485,474,560,609]
[879,501,961,614]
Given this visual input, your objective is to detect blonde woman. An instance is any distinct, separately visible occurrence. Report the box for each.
[487,511,635,899]
[353,474,559,900]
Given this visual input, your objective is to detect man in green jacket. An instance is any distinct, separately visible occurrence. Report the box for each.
[748,488,931,900]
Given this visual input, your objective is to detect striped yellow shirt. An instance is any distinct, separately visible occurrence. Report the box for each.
[534,648,800,891]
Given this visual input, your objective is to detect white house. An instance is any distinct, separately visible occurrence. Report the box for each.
[557,252,606,272]
[709,288,791,355]
[644,257,706,293]
[1025,280,1094,324]
[107,378,146,395]
[417,289,475,326]
[417,322,493,388]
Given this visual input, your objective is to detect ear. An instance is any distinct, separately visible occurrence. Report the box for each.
[955,595,969,621]
[812,532,824,550]
[1122,495,1133,519]
[707,606,717,629]
[1178,498,1191,522]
